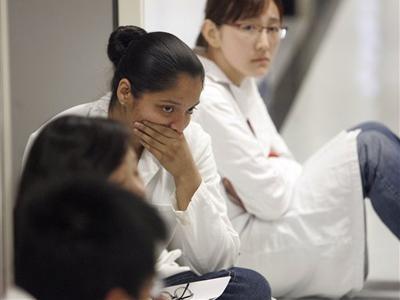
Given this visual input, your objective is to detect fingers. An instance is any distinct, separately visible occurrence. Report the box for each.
[138,136,163,160]
[133,122,168,145]
[132,121,189,176]
[140,121,180,138]
[133,127,167,153]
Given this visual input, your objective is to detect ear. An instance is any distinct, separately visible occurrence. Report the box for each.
[116,78,134,107]
[104,288,133,300]
[201,19,222,48]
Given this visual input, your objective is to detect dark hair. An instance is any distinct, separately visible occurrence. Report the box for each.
[107,25,146,69]
[108,26,205,107]
[18,116,131,206]
[196,0,284,47]
[14,178,167,300]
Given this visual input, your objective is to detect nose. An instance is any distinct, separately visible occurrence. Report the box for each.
[255,29,270,52]
[169,114,190,133]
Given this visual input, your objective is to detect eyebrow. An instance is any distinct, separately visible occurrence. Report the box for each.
[158,100,200,107]
[241,16,281,24]
[158,100,182,106]
[268,17,280,23]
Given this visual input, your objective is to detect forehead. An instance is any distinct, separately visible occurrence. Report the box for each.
[140,74,203,105]
[241,1,280,23]
[223,0,268,23]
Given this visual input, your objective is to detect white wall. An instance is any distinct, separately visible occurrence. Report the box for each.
[143,0,206,47]
[118,0,144,27]
[9,0,114,189]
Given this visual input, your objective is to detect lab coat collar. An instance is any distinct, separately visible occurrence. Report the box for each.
[196,50,254,98]
[87,92,112,117]
[138,149,162,187]
[196,50,233,86]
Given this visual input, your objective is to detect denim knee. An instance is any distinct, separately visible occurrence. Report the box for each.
[350,121,388,133]
[357,128,400,193]
[228,267,271,299]
[357,130,384,195]
[357,127,400,238]
[351,122,399,144]
[357,129,398,166]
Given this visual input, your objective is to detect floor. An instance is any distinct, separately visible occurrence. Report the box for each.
[280,0,399,299]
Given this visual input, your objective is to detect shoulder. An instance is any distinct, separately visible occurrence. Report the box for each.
[201,77,233,104]
[29,102,89,137]
[55,102,95,117]
[26,96,110,148]
[197,78,237,121]
[52,93,111,120]
[44,95,110,126]
[33,101,98,131]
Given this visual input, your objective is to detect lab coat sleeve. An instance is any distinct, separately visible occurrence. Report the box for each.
[168,127,240,275]
[195,88,302,221]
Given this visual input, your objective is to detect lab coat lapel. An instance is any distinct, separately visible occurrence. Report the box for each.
[229,79,255,115]
[138,149,162,187]
[197,54,231,86]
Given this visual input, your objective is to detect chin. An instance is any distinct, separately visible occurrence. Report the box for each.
[250,67,269,78]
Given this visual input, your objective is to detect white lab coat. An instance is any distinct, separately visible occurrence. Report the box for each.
[193,56,365,298]
[24,94,240,277]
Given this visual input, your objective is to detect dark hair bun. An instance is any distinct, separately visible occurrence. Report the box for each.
[107,25,147,67]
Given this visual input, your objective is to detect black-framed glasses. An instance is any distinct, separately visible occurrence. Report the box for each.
[227,23,288,40]
[160,282,194,300]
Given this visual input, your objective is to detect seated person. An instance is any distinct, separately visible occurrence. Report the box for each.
[19,115,271,299]
[194,0,400,297]
[14,177,167,300]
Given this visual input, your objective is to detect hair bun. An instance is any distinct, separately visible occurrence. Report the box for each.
[107,25,147,68]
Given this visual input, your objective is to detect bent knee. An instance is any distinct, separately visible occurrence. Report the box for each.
[357,130,388,149]
[352,121,391,135]
[229,267,272,299]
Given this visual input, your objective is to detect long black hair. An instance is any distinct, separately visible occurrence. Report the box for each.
[107,26,205,107]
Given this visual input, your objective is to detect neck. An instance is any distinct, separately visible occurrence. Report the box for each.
[204,48,244,86]
[108,100,124,122]
[109,102,144,158]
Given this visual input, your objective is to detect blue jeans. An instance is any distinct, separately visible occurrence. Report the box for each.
[351,122,400,239]
[164,267,271,300]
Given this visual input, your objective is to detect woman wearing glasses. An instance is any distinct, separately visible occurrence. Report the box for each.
[193,0,400,298]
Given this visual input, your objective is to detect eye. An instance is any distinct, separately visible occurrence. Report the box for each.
[267,26,280,33]
[187,106,198,115]
[162,106,174,113]
[239,24,257,33]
